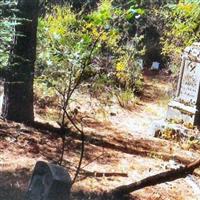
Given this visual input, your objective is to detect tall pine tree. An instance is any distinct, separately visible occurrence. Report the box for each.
[2,0,39,123]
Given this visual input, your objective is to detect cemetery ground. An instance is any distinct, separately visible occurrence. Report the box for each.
[1,70,200,200]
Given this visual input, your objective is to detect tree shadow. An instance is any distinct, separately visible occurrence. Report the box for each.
[71,190,136,200]
[29,120,151,160]
[0,186,25,200]
[0,168,31,200]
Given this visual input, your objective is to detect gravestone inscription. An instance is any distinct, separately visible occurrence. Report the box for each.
[25,161,71,200]
[167,42,200,126]
[178,60,200,105]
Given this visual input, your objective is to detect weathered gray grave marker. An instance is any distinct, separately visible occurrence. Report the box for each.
[25,161,71,200]
[167,42,200,126]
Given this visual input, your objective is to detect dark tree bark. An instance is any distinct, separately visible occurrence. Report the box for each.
[2,0,39,123]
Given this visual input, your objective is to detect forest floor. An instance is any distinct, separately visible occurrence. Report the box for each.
[1,70,200,200]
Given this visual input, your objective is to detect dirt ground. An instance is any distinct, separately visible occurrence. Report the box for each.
[1,70,200,200]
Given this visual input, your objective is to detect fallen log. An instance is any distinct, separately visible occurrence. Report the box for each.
[108,158,200,197]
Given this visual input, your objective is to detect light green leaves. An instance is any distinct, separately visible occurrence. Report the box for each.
[0,0,17,68]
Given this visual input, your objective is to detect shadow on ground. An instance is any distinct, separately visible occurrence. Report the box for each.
[0,186,25,200]
[0,168,30,200]
[71,190,136,200]
[0,166,136,200]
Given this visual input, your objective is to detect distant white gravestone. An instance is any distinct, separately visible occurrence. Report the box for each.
[167,42,200,126]
[25,161,72,200]
[151,61,160,70]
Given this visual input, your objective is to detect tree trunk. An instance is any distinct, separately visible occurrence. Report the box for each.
[109,158,200,198]
[2,0,39,123]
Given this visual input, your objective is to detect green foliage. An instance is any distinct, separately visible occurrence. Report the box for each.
[37,6,90,98]
[0,0,17,68]
[161,0,200,72]
[115,36,144,91]
[116,88,138,110]
[36,0,144,107]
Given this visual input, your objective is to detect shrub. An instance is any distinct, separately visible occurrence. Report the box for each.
[0,0,17,68]
[36,0,145,115]
[116,88,138,110]
[161,0,200,73]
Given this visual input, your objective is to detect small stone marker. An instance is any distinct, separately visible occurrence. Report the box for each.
[25,161,71,200]
[151,61,160,70]
[167,42,200,126]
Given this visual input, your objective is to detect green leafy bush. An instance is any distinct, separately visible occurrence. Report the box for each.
[0,0,17,68]
[36,0,144,99]
[116,88,138,110]
[161,0,200,72]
